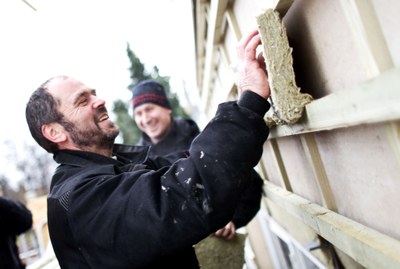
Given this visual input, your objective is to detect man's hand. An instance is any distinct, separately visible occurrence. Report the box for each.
[236,30,270,100]
[211,221,237,241]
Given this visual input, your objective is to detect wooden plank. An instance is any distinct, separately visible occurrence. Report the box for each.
[385,123,400,169]
[339,0,394,76]
[269,67,400,138]
[269,139,292,191]
[300,134,337,211]
[194,0,209,94]
[264,181,400,269]
[22,0,37,11]
[200,0,229,110]
[247,216,275,269]
[225,7,241,42]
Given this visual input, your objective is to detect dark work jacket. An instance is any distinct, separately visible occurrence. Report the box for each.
[138,117,200,158]
[0,197,33,269]
[139,117,264,228]
[47,91,270,269]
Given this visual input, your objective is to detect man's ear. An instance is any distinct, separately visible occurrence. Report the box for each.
[42,123,67,143]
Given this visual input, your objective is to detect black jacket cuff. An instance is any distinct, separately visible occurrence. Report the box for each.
[237,91,270,117]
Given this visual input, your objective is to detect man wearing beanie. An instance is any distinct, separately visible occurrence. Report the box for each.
[132,79,200,156]
[132,79,264,268]
[132,80,172,111]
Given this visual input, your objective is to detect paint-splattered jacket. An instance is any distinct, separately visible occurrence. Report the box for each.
[139,113,265,229]
[48,91,270,269]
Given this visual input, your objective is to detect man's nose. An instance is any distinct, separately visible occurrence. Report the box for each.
[143,112,152,124]
[92,96,106,108]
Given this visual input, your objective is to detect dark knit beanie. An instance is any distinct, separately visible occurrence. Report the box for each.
[132,80,172,110]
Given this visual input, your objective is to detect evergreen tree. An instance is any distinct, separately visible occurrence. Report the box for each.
[112,43,188,145]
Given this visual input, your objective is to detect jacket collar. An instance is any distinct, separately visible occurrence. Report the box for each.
[53,143,151,167]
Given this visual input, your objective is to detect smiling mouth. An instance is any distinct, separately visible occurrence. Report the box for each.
[147,126,159,133]
[98,113,109,122]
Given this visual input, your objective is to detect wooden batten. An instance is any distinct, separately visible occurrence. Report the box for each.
[264,181,400,269]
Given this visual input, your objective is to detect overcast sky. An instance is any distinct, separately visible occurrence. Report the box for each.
[0,0,197,187]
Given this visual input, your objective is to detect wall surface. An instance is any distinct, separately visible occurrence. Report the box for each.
[192,0,400,268]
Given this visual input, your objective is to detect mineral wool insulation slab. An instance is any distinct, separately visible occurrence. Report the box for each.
[256,9,313,127]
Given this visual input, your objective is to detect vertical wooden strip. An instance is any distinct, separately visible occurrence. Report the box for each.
[339,0,394,76]
[256,160,269,183]
[194,0,209,95]
[385,122,400,171]
[225,6,241,42]
[200,0,229,111]
[300,133,337,211]
[269,139,292,191]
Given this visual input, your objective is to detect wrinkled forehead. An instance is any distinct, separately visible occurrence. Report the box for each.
[46,77,90,106]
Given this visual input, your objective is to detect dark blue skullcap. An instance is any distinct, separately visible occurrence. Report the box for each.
[131,80,171,110]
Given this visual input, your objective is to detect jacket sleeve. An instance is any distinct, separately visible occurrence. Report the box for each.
[231,169,264,228]
[175,91,270,231]
[0,197,33,235]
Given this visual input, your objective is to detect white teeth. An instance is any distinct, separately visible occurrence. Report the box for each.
[99,114,109,121]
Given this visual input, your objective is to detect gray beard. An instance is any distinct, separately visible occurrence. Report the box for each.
[60,119,119,150]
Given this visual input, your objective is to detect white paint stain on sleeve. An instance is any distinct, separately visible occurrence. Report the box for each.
[196,183,204,189]
[161,185,169,192]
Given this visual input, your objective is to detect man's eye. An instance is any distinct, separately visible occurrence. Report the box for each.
[79,100,88,106]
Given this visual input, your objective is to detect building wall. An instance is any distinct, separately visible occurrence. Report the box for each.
[192,0,400,268]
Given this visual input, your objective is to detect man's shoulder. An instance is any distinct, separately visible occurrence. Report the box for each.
[173,117,200,134]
